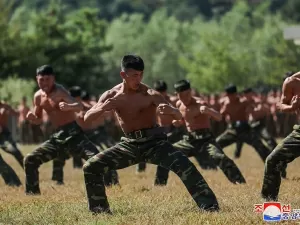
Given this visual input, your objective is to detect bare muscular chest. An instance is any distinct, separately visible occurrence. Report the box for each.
[226,102,246,116]
[40,95,62,113]
[115,94,155,118]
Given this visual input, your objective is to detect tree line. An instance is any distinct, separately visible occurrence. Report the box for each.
[1,0,300,105]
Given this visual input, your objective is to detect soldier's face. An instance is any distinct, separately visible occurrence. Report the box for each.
[120,68,143,91]
[36,75,55,93]
[178,89,192,105]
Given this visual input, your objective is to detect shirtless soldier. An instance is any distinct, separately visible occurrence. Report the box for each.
[155,80,246,186]
[83,55,219,213]
[24,65,99,195]
[234,88,277,158]
[0,101,24,168]
[136,80,186,176]
[18,96,31,144]
[261,72,300,201]
[216,85,271,162]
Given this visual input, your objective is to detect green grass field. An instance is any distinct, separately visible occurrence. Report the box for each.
[0,144,299,225]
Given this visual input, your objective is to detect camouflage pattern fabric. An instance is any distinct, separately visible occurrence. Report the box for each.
[234,118,277,158]
[216,121,271,162]
[0,154,21,186]
[24,122,99,194]
[261,124,300,201]
[52,125,119,186]
[156,129,246,186]
[0,127,24,168]
[83,132,219,213]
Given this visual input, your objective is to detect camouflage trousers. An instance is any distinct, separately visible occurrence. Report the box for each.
[216,122,271,162]
[0,128,24,169]
[0,153,22,186]
[52,126,119,186]
[155,129,246,186]
[136,126,219,173]
[135,126,186,173]
[234,118,277,158]
[24,122,99,194]
[261,125,300,201]
[83,132,219,213]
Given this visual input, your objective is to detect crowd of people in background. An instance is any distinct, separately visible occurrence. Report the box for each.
[9,88,296,146]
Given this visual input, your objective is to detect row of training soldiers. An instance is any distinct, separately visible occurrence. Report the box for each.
[8,87,298,146]
[0,59,297,213]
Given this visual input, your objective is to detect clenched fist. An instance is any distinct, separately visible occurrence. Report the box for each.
[59,102,71,111]
[157,104,176,115]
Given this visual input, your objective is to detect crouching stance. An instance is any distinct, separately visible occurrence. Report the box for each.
[83,55,219,214]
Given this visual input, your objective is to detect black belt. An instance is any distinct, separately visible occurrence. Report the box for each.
[125,126,165,139]
[188,128,212,139]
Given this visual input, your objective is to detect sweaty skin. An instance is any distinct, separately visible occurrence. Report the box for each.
[277,72,300,113]
[27,84,83,127]
[0,102,18,130]
[220,95,254,122]
[176,96,222,132]
[84,83,182,133]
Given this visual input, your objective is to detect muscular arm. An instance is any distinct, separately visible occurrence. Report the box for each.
[60,87,83,112]
[202,104,222,121]
[27,92,43,125]
[84,90,116,124]
[277,78,296,113]
[152,90,182,120]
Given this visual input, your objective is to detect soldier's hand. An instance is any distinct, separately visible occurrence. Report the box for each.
[200,106,207,114]
[26,111,36,121]
[172,119,183,127]
[102,98,118,111]
[291,95,300,110]
[59,102,71,111]
[157,104,176,115]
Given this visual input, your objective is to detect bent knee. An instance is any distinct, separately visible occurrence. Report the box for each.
[83,156,107,174]
[24,154,39,166]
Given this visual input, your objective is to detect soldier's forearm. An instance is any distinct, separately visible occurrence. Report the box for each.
[84,107,106,124]
[207,108,222,121]
[68,103,83,112]
[277,103,294,113]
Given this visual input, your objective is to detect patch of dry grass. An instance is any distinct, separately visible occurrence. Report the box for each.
[0,143,299,225]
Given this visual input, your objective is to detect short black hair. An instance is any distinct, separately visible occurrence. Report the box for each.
[153,80,167,92]
[225,84,237,94]
[283,71,295,80]
[81,90,90,101]
[174,79,191,93]
[121,55,144,71]
[36,65,54,76]
[243,88,253,94]
[69,86,82,98]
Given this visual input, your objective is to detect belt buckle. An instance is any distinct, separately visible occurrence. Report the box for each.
[135,130,143,139]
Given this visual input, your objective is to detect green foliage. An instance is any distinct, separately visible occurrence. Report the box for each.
[179,1,300,93]
[1,0,300,97]
[0,77,36,106]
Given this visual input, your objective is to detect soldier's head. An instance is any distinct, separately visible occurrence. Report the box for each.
[225,84,237,100]
[283,71,295,81]
[153,80,167,95]
[243,87,253,100]
[69,86,82,101]
[174,79,192,105]
[120,55,144,91]
[81,90,90,101]
[36,65,55,93]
